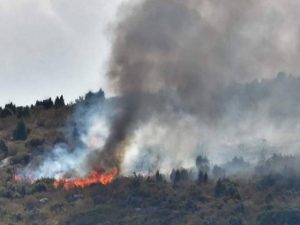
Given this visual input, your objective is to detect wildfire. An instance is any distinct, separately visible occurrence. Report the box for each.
[53,169,118,190]
[13,174,34,184]
[13,175,22,182]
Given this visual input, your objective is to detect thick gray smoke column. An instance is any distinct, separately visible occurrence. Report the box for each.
[16,0,300,179]
[92,0,300,172]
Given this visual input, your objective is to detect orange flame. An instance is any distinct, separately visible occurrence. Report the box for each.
[13,174,35,184]
[53,169,118,190]
[13,175,22,182]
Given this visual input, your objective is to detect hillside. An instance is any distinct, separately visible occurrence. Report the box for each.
[0,86,299,225]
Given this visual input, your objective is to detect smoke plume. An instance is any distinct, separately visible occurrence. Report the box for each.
[93,0,300,173]
[18,0,300,180]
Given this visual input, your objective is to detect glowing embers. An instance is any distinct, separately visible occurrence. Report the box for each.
[53,168,118,190]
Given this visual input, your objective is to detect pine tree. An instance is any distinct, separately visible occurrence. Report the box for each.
[43,98,53,109]
[196,155,210,173]
[54,96,60,108]
[214,179,224,197]
[13,119,28,140]
[155,170,163,182]
[197,171,204,184]
[55,95,65,108]
[204,173,208,183]
[174,170,181,184]
[59,95,65,107]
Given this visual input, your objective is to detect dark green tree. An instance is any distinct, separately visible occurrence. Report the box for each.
[59,95,65,106]
[155,170,163,182]
[0,108,12,118]
[212,165,226,178]
[35,98,53,109]
[174,170,181,184]
[214,179,224,197]
[5,103,16,114]
[84,89,105,104]
[204,173,208,183]
[16,106,30,118]
[54,95,65,108]
[54,96,60,108]
[0,103,16,118]
[197,171,208,184]
[43,98,53,109]
[13,119,28,141]
[196,155,210,173]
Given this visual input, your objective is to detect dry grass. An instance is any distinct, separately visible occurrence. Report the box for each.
[0,105,299,225]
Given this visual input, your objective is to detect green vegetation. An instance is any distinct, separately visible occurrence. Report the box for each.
[257,207,300,225]
[214,178,240,199]
[0,140,8,160]
[13,119,28,141]
[54,96,65,109]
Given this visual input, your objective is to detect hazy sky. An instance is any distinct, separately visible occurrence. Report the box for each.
[2,0,300,107]
[0,0,128,106]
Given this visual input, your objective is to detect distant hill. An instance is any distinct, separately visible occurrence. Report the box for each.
[0,80,300,224]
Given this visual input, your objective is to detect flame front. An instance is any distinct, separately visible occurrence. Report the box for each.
[53,169,118,190]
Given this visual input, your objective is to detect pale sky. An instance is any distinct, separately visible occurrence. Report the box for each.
[0,0,128,106]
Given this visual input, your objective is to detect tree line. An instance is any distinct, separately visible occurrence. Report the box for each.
[0,95,65,119]
[0,88,105,119]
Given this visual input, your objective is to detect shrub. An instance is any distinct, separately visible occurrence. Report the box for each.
[214,179,240,199]
[25,138,45,149]
[257,207,300,225]
[10,153,30,165]
[155,170,163,182]
[197,171,208,184]
[214,179,224,197]
[188,184,204,202]
[212,165,226,178]
[29,182,47,194]
[256,173,300,191]
[10,213,22,222]
[0,140,8,160]
[130,172,142,189]
[228,216,243,225]
[0,187,13,198]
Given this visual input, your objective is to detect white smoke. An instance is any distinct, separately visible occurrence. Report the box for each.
[17,98,111,180]
[18,144,88,180]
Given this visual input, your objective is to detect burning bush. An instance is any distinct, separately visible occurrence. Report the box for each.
[53,169,118,190]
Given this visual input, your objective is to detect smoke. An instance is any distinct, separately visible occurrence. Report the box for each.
[97,0,300,173]
[17,0,300,180]
[108,0,300,92]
